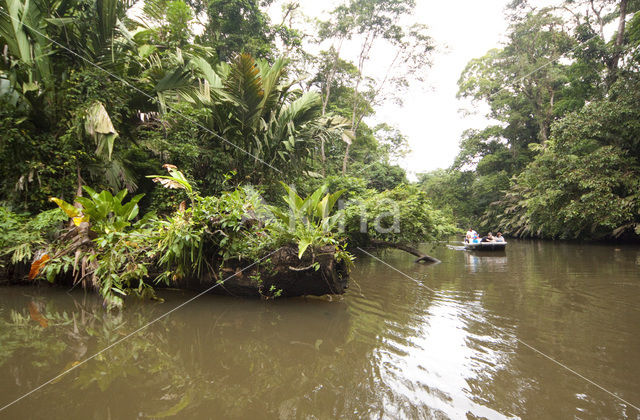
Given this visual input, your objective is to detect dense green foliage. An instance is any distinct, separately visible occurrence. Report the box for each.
[0,208,66,268]
[271,183,348,260]
[421,1,640,240]
[3,174,454,307]
[0,0,459,305]
[497,76,640,238]
[343,185,458,246]
[0,0,423,212]
[29,168,296,306]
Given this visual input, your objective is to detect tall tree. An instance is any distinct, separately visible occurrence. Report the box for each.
[442,0,640,237]
[192,0,276,61]
[459,11,576,147]
[309,49,359,175]
[318,0,433,174]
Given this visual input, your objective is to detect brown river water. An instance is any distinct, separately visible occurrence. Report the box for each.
[0,240,639,419]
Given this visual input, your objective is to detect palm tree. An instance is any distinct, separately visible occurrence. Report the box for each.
[202,53,324,181]
[153,51,343,182]
[0,0,144,198]
[0,0,56,116]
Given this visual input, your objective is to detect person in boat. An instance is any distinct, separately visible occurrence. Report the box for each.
[494,232,505,242]
[481,232,495,242]
[465,228,478,243]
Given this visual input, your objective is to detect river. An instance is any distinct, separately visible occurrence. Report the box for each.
[0,240,639,418]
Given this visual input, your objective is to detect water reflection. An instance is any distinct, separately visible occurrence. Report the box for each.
[464,251,508,273]
[0,289,356,418]
[0,240,639,418]
[376,295,512,418]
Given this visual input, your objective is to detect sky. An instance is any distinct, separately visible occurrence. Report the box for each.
[379,1,509,178]
[268,0,511,179]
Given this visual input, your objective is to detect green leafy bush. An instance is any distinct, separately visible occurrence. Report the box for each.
[0,207,66,267]
[47,187,157,308]
[270,183,346,260]
[75,187,146,234]
[497,77,640,239]
[343,184,458,246]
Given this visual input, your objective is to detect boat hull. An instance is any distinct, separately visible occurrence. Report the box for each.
[464,242,507,251]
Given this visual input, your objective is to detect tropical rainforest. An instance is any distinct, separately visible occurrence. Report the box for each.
[0,0,456,306]
[1,0,638,307]
[420,0,640,240]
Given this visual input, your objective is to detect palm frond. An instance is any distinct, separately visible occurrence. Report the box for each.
[224,53,264,131]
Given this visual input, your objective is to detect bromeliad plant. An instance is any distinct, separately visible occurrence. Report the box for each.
[49,186,145,233]
[47,187,157,308]
[270,183,349,262]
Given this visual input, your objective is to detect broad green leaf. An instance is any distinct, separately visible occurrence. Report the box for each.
[82,186,99,200]
[316,194,329,219]
[44,17,75,26]
[327,190,345,214]
[74,197,94,211]
[115,189,127,203]
[127,205,139,221]
[298,239,311,259]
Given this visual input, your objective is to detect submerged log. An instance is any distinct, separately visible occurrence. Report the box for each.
[174,245,349,298]
[369,240,440,264]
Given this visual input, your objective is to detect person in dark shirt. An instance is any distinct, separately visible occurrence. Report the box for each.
[481,232,495,242]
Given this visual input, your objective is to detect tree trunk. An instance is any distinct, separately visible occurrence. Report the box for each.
[609,0,629,79]
[589,0,606,40]
[321,137,326,177]
[75,165,84,198]
[342,142,351,175]
[322,42,343,177]
[17,246,350,299]
[343,32,375,175]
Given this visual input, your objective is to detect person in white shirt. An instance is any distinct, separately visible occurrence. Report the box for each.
[465,228,478,243]
[495,232,505,242]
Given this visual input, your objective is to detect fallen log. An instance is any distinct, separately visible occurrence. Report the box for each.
[5,245,349,299]
[171,245,350,298]
[6,239,434,300]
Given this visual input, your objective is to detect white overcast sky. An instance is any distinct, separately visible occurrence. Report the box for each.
[268,0,511,179]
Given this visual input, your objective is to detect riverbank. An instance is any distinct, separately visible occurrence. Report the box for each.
[1,245,350,299]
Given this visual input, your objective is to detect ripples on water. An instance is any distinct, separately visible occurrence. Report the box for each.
[0,240,639,419]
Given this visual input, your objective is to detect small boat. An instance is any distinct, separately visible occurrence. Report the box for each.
[464,241,507,251]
